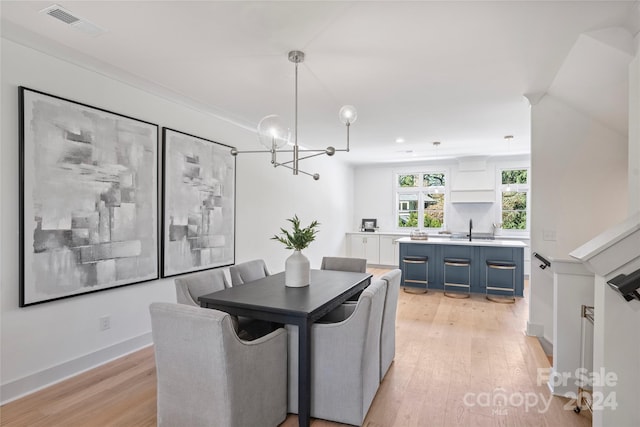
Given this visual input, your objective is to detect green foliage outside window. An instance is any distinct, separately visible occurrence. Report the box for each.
[398,211,443,228]
[502,211,527,229]
[502,169,527,185]
[424,213,442,228]
[423,173,445,187]
[502,191,527,229]
[424,193,444,227]
[398,211,417,227]
[398,174,418,187]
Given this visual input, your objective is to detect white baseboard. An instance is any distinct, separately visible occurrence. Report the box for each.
[526,321,544,337]
[538,336,553,357]
[548,370,581,398]
[0,332,152,405]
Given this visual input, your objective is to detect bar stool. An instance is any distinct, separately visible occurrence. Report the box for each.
[485,259,516,303]
[402,255,428,294]
[443,257,471,299]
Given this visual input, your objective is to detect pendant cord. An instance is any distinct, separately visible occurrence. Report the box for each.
[295,61,298,148]
[293,61,299,174]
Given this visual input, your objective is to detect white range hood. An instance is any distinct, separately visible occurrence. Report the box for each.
[450,157,496,203]
[449,189,495,203]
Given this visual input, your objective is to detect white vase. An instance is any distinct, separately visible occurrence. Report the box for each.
[285,250,310,287]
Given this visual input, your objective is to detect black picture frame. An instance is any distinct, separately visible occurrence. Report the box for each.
[361,218,377,232]
[161,128,236,278]
[19,87,160,307]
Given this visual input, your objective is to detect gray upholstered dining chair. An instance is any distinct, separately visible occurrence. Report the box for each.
[174,268,270,340]
[320,256,367,273]
[175,268,230,306]
[229,259,270,286]
[379,269,402,381]
[286,279,387,426]
[149,302,288,427]
[321,256,368,302]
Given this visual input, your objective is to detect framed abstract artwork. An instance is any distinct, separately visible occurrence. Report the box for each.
[161,128,235,277]
[19,87,159,306]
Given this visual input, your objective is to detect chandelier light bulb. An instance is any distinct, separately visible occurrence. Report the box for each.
[339,105,358,125]
[257,115,290,149]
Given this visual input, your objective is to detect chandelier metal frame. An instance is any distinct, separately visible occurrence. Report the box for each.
[230,50,356,180]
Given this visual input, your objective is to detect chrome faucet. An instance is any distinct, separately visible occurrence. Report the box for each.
[469,219,473,241]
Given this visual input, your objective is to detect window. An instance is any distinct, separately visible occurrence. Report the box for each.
[396,172,446,229]
[500,169,528,230]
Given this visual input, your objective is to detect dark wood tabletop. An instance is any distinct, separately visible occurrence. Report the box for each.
[198,269,372,322]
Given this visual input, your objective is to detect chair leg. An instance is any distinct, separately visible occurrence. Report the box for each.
[403,260,428,294]
[444,262,471,299]
[403,285,428,294]
[485,265,516,304]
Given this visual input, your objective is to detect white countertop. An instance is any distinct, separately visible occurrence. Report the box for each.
[346,231,529,240]
[396,236,527,248]
[347,231,411,236]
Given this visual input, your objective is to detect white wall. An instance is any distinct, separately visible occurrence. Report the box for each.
[0,38,354,403]
[528,94,628,344]
[630,34,640,214]
[235,152,354,269]
[352,155,530,234]
[589,31,640,427]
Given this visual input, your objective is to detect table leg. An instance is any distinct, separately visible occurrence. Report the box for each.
[298,319,312,427]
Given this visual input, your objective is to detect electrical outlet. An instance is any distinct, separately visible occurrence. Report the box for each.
[543,229,556,241]
[99,315,111,331]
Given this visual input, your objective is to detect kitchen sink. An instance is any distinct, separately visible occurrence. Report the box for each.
[450,232,495,240]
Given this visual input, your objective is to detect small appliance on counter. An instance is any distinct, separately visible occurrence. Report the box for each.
[361,218,377,232]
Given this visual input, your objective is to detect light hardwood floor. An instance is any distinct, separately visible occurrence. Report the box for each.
[1,269,591,426]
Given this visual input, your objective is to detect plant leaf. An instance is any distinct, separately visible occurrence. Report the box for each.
[272,214,320,251]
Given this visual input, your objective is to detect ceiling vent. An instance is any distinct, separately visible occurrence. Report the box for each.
[40,4,107,36]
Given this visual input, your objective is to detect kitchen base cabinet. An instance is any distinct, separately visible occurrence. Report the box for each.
[347,233,405,267]
[349,234,380,265]
[378,235,403,266]
[398,238,525,297]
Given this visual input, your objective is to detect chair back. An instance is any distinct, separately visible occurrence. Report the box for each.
[380,268,402,380]
[358,278,387,417]
[175,269,230,306]
[285,278,386,425]
[150,303,238,425]
[150,302,287,427]
[229,259,270,286]
[320,256,367,273]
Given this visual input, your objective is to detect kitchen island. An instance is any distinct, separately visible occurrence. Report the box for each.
[397,237,526,297]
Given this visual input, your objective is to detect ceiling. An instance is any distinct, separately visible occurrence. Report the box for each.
[1,1,638,165]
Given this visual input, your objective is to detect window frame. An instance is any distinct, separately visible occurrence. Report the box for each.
[497,167,530,235]
[395,170,448,231]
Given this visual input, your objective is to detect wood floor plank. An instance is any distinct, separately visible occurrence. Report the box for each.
[1,272,592,427]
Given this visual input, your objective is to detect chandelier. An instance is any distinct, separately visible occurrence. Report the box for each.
[230,50,357,180]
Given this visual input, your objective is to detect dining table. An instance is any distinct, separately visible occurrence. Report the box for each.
[198,268,372,427]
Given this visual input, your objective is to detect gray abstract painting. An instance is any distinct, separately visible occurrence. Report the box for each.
[162,128,235,277]
[19,87,159,306]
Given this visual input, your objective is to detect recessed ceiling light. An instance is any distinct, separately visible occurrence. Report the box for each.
[504,135,514,141]
[395,138,405,144]
[432,141,441,147]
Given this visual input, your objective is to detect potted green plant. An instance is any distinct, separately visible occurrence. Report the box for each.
[272,215,320,287]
